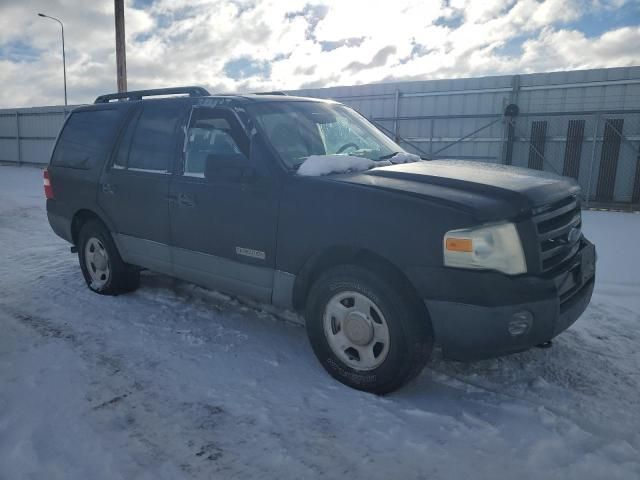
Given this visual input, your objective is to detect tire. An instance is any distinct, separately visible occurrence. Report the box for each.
[305,264,433,394]
[78,220,140,295]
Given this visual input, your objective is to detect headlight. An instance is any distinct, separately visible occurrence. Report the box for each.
[443,222,527,275]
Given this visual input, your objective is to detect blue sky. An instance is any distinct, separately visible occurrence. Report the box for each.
[0,40,42,63]
[568,1,640,36]
[0,0,639,107]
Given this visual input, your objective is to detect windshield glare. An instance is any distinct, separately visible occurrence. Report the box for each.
[248,101,403,169]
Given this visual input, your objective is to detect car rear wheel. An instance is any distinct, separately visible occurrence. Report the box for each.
[78,220,139,295]
[305,264,433,394]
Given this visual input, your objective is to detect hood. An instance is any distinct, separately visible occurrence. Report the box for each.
[326,160,581,221]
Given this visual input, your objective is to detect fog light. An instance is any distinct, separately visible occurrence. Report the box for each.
[508,311,533,336]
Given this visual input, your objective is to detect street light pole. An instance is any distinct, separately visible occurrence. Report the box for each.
[37,13,67,106]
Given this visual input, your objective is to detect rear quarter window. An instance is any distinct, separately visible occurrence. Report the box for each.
[51,109,124,169]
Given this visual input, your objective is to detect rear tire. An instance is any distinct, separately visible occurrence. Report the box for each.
[305,264,433,394]
[78,220,139,295]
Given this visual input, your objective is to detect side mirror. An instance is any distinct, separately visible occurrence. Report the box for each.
[205,153,255,182]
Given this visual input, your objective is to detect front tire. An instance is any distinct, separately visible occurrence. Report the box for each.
[305,265,433,394]
[78,220,139,295]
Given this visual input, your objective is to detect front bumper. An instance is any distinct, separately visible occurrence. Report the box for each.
[409,239,596,361]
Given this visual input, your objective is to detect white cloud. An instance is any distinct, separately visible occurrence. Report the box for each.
[517,26,640,71]
[0,0,638,107]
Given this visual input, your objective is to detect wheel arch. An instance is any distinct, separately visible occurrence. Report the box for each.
[291,245,427,318]
[70,208,112,246]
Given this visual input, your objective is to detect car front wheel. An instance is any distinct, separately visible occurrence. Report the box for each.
[305,265,433,394]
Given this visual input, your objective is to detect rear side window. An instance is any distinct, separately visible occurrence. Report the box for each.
[112,109,141,169]
[124,102,184,171]
[51,109,123,169]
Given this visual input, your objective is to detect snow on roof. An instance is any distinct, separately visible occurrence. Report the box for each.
[297,152,421,176]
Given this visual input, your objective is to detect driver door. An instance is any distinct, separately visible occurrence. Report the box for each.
[168,106,279,302]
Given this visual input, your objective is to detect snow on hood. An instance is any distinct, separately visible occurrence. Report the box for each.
[297,155,375,176]
[388,152,421,164]
[297,152,420,176]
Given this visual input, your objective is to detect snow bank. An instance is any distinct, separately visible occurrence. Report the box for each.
[297,154,375,176]
[297,151,420,176]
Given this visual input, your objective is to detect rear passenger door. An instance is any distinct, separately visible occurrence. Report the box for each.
[48,107,126,237]
[97,100,189,274]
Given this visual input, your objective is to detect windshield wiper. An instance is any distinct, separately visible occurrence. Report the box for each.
[377,151,402,161]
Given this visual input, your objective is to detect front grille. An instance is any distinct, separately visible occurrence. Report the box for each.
[532,195,582,273]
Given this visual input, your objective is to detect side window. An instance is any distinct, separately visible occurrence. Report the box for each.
[51,109,123,169]
[183,108,248,177]
[124,102,184,172]
[112,109,141,169]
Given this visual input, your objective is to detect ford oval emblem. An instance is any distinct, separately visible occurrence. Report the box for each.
[567,227,581,244]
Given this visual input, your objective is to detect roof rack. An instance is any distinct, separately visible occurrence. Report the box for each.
[253,91,288,96]
[94,86,211,104]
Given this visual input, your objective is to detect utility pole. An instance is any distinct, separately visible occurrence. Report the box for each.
[114,0,127,93]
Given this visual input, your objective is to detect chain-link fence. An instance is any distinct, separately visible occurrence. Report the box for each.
[291,67,640,211]
[369,108,640,211]
[504,111,640,208]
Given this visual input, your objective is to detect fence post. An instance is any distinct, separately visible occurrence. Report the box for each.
[15,111,21,166]
[393,88,400,142]
[584,114,600,208]
[500,75,520,165]
[429,118,434,157]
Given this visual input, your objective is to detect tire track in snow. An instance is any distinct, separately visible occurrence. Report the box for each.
[0,305,243,478]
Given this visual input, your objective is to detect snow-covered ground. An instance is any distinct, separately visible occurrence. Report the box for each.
[1,164,639,480]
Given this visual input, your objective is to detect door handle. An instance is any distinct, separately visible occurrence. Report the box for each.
[101,183,115,195]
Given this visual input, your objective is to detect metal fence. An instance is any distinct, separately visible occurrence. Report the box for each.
[0,106,71,166]
[290,66,640,210]
[504,111,640,207]
[367,108,640,208]
[1,66,639,210]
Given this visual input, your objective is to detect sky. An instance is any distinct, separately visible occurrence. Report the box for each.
[0,0,639,108]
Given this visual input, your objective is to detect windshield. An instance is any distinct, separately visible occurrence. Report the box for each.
[248,101,403,170]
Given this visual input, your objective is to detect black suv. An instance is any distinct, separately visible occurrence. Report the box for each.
[45,86,596,393]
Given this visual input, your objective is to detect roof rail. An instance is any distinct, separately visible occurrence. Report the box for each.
[94,86,211,104]
[254,91,288,96]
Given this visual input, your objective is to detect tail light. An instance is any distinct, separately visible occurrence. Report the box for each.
[44,169,55,199]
